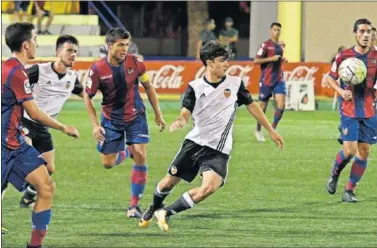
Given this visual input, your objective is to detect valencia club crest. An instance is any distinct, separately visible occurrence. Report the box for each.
[224,88,231,98]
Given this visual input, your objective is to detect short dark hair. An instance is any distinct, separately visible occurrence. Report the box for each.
[5,22,35,52]
[204,18,214,25]
[353,18,372,32]
[105,28,130,44]
[200,41,230,66]
[56,35,79,50]
[372,27,377,31]
[271,22,282,28]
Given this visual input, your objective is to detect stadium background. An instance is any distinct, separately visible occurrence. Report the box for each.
[1,1,377,247]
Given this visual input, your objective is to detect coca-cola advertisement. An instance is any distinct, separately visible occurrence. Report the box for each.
[3,59,334,97]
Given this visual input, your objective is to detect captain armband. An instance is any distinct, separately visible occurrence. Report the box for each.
[139,73,150,83]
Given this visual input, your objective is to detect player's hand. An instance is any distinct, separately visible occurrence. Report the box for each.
[271,55,281,62]
[93,125,106,142]
[269,130,284,150]
[155,114,167,132]
[282,57,288,63]
[340,89,352,100]
[169,118,186,132]
[62,125,80,139]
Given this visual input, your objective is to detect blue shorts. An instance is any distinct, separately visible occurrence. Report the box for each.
[1,142,46,192]
[259,81,286,102]
[340,115,377,144]
[97,112,150,154]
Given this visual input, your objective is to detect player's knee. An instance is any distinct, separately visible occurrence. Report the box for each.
[103,164,114,169]
[159,178,176,192]
[358,147,370,159]
[133,149,147,162]
[343,146,357,157]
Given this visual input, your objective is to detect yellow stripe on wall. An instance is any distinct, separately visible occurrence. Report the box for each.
[277,2,302,62]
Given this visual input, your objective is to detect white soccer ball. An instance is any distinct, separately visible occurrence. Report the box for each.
[338,57,367,85]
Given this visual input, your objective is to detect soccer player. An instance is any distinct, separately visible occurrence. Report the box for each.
[326,18,377,202]
[254,22,287,142]
[2,22,79,248]
[84,28,166,218]
[19,35,83,208]
[139,41,284,232]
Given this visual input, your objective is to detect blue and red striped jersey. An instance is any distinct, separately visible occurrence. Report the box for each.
[329,47,377,118]
[1,58,34,150]
[255,39,285,86]
[85,54,147,123]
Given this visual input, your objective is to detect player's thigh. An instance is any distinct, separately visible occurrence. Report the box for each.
[259,83,273,102]
[198,148,230,188]
[8,143,47,192]
[167,139,202,183]
[358,116,377,146]
[125,112,150,146]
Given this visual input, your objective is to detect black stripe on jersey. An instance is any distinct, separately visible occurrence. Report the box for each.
[216,103,237,152]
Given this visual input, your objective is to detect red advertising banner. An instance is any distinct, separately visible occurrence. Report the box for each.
[1,59,335,97]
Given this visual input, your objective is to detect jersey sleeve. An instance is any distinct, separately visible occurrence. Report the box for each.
[329,52,343,80]
[72,76,83,95]
[182,85,196,112]
[85,64,100,98]
[26,64,39,84]
[11,68,34,103]
[255,42,268,59]
[135,57,149,83]
[237,81,253,106]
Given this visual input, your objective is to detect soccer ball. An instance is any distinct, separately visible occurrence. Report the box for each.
[338,57,367,85]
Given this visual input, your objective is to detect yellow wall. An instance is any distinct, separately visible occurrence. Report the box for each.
[304,2,377,62]
[278,2,302,62]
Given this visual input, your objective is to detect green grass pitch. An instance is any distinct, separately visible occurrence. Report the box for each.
[2,101,376,247]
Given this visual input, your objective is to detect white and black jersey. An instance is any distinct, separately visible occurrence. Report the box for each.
[21,62,83,153]
[24,62,83,120]
[167,75,253,185]
[183,75,253,155]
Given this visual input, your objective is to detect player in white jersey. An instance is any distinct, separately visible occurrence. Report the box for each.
[19,35,83,207]
[139,41,284,232]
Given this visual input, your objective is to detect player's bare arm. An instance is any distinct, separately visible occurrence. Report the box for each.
[254,55,281,64]
[169,107,191,132]
[23,100,79,138]
[246,102,284,149]
[196,41,202,59]
[327,76,352,100]
[141,78,167,132]
[83,93,105,142]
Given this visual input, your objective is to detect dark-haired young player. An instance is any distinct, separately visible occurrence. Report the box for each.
[19,35,84,208]
[139,41,284,232]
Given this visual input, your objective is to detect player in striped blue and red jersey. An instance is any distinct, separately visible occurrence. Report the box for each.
[84,28,166,218]
[326,18,377,202]
[254,22,287,142]
[2,22,79,247]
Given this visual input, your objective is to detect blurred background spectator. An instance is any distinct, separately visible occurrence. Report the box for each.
[31,1,54,34]
[13,1,31,22]
[196,18,217,59]
[219,17,239,60]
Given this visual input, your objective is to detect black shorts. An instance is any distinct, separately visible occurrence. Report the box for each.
[15,1,30,12]
[168,139,230,186]
[22,117,54,154]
